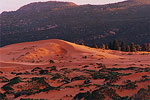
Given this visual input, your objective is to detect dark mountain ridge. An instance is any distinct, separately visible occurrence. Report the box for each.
[0,0,150,47]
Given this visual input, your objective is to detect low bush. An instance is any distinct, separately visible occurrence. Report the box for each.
[51,73,61,80]
[49,60,55,63]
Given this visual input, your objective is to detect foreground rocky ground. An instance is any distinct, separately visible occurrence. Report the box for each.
[0,39,150,100]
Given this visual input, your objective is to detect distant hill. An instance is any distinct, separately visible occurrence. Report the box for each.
[0,0,150,47]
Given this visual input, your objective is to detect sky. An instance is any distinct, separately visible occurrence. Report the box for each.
[0,0,126,13]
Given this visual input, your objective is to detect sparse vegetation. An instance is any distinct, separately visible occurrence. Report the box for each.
[51,73,61,80]
[49,60,55,63]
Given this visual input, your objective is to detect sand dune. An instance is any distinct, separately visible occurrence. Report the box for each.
[0,39,119,64]
[0,39,149,100]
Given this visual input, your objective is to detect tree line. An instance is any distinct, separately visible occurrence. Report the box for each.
[95,39,150,52]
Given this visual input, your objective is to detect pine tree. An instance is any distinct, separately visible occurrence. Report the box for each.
[136,44,141,51]
[109,42,112,50]
[142,43,148,51]
[148,43,150,52]
[131,42,137,52]
[121,41,126,51]
[101,44,105,49]
[106,44,109,50]
[95,44,98,49]
[126,45,130,52]
[113,39,120,50]
[145,43,148,51]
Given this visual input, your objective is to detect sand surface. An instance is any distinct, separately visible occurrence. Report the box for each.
[0,39,150,100]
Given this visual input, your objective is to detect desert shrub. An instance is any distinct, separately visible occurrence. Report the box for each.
[0,76,9,82]
[127,67,138,70]
[106,67,138,71]
[1,77,21,92]
[24,71,30,74]
[142,75,148,78]
[0,93,6,100]
[104,72,121,83]
[16,77,55,96]
[31,77,46,83]
[49,60,54,63]
[65,86,74,88]
[82,65,89,68]
[96,63,106,68]
[82,56,87,59]
[92,71,129,83]
[8,77,21,85]
[40,86,55,92]
[129,86,150,100]
[31,67,42,72]
[119,73,132,76]
[148,85,150,92]
[51,73,61,80]
[60,68,68,71]
[106,88,122,100]
[61,77,71,83]
[50,66,57,71]
[72,68,80,71]
[80,88,84,91]
[85,89,105,100]
[39,70,48,75]
[82,69,96,74]
[14,90,30,98]
[144,67,150,72]
[73,91,90,100]
[71,75,86,81]
[123,80,131,83]
[92,72,105,79]
[2,85,13,91]
[123,82,137,89]
[11,72,16,74]
[113,64,118,66]
[16,72,23,75]
[84,79,91,84]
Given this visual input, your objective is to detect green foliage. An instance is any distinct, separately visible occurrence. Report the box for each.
[101,44,105,49]
[50,66,57,71]
[83,65,89,68]
[71,75,86,81]
[2,85,14,91]
[112,39,120,50]
[15,77,55,98]
[123,82,137,89]
[86,89,105,100]
[129,86,150,100]
[51,73,61,80]
[31,67,42,72]
[92,72,105,79]
[121,41,126,51]
[126,45,131,52]
[73,91,90,100]
[131,42,137,52]
[0,76,9,82]
[39,70,48,75]
[0,93,6,100]
[49,60,55,63]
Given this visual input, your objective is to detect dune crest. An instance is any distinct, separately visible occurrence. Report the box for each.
[0,39,119,64]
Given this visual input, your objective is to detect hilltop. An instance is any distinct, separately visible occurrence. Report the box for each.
[1,0,150,47]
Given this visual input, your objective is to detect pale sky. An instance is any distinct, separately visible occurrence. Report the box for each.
[0,0,126,13]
